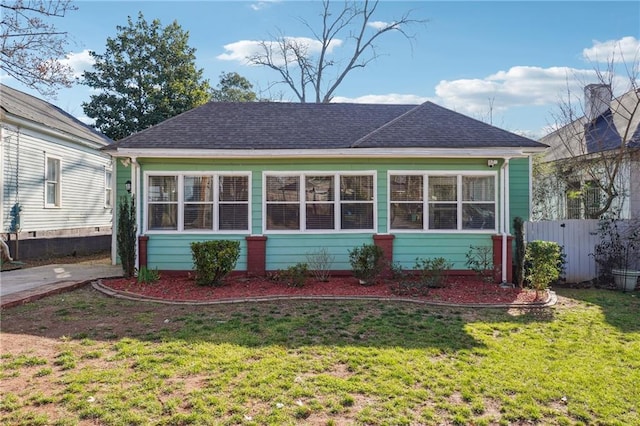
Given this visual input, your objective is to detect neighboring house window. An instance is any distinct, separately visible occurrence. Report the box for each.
[264,172,375,232]
[147,174,250,232]
[389,173,496,231]
[565,180,600,219]
[566,181,581,219]
[105,168,113,208]
[45,156,61,207]
[584,180,601,219]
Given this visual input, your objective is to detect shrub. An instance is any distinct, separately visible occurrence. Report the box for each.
[348,243,384,285]
[281,263,309,287]
[465,245,496,284]
[414,257,452,289]
[117,195,136,278]
[306,247,334,282]
[525,240,562,294]
[190,240,240,286]
[592,216,640,284]
[137,266,160,284]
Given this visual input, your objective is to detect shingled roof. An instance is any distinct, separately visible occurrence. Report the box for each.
[0,84,111,146]
[106,101,545,151]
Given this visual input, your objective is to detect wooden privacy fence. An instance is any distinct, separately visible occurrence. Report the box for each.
[525,219,601,283]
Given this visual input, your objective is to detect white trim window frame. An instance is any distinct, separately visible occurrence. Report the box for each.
[104,167,113,208]
[44,155,62,208]
[144,172,251,233]
[388,171,497,233]
[263,171,377,233]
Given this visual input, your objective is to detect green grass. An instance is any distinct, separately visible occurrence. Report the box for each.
[1,287,639,425]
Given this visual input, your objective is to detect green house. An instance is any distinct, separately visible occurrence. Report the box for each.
[104,101,546,283]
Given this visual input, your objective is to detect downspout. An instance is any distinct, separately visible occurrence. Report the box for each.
[500,158,512,284]
[130,157,140,271]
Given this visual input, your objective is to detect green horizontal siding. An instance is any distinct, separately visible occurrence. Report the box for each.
[113,156,526,271]
[145,235,247,271]
[509,158,531,228]
[393,234,492,269]
[265,234,374,270]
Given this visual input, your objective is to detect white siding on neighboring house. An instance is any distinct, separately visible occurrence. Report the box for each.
[2,124,113,236]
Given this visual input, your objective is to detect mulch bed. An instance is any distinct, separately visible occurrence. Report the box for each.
[101,274,544,306]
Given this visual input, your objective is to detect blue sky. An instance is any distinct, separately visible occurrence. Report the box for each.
[3,1,639,138]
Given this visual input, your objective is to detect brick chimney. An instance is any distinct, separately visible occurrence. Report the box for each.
[584,84,612,121]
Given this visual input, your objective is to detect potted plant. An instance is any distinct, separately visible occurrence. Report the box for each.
[593,217,640,292]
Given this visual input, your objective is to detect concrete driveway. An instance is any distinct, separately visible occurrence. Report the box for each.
[1,263,122,308]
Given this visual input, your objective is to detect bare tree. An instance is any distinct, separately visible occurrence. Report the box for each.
[0,0,76,96]
[536,56,640,220]
[248,0,425,103]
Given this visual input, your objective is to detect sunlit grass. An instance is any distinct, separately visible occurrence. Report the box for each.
[1,288,638,424]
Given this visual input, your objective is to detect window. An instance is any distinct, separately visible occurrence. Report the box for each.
[566,180,601,219]
[389,173,496,231]
[105,168,113,208]
[45,156,61,207]
[265,172,375,232]
[146,173,249,232]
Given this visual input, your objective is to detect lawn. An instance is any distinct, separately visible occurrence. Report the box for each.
[1,287,638,425]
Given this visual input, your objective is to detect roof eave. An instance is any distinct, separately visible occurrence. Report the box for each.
[106,146,547,159]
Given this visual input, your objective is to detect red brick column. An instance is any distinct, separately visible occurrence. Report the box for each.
[246,236,267,276]
[492,235,514,284]
[138,235,149,268]
[373,234,395,277]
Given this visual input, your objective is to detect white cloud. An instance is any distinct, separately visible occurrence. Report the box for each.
[367,21,390,30]
[217,37,343,66]
[582,36,640,63]
[332,93,430,104]
[250,0,280,11]
[434,65,600,115]
[60,49,94,78]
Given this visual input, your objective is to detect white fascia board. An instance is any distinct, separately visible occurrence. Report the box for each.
[110,147,547,159]
[2,114,108,150]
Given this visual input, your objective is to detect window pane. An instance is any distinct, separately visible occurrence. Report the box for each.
[390,175,423,201]
[429,176,456,201]
[220,176,248,202]
[306,176,334,201]
[220,204,249,230]
[341,203,373,229]
[462,204,495,229]
[148,204,177,230]
[184,204,213,230]
[341,176,373,201]
[429,203,457,229]
[185,176,213,202]
[46,182,57,205]
[148,176,177,202]
[266,176,299,201]
[463,176,494,201]
[390,203,423,229]
[266,204,299,230]
[47,158,59,181]
[306,204,335,229]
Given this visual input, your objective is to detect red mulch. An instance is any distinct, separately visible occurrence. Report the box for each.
[100,274,543,305]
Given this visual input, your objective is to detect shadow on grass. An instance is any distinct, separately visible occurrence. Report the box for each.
[0,286,560,352]
[554,287,640,333]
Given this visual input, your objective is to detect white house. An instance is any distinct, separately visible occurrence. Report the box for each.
[1,84,113,260]
[536,85,640,220]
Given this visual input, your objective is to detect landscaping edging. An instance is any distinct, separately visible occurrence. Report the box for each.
[93,280,557,309]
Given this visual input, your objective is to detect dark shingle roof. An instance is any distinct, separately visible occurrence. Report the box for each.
[108,101,545,151]
[0,84,111,146]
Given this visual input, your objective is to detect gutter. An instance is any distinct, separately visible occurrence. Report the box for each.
[105,147,547,160]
